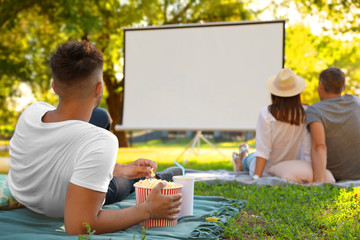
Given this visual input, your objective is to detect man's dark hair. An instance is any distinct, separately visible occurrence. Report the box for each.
[50,40,104,84]
[319,67,345,94]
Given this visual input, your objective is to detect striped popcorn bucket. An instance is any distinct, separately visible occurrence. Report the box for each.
[134,184,183,227]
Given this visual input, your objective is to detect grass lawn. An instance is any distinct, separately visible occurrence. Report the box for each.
[116,146,235,171]
[196,181,360,239]
[118,139,360,239]
[117,138,256,171]
[0,140,9,145]
[1,138,360,239]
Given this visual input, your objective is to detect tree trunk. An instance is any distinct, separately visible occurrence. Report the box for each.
[103,70,128,147]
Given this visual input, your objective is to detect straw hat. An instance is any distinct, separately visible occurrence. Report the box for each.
[266,68,306,97]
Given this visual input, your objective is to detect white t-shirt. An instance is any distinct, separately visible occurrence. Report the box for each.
[250,106,311,176]
[8,102,118,218]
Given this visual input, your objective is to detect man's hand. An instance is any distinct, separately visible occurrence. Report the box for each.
[64,182,164,235]
[143,182,182,220]
[113,159,158,179]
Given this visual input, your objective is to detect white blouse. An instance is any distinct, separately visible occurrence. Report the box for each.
[250,106,311,176]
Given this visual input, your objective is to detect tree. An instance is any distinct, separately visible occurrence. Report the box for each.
[261,0,360,104]
[0,1,60,128]
[285,24,360,104]
[293,0,360,34]
[0,0,257,146]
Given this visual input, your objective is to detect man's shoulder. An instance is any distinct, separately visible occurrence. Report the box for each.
[306,99,333,116]
[305,102,324,126]
[344,94,359,99]
[306,101,325,110]
[20,101,54,117]
[343,94,360,103]
[308,95,360,111]
[26,101,55,111]
[81,124,118,147]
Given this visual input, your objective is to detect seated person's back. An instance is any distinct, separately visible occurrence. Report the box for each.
[8,41,182,235]
[307,94,360,181]
[8,102,117,217]
[306,67,360,181]
[233,68,311,180]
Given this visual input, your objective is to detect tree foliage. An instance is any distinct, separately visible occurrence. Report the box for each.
[285,24,360,104]
[280,0,360,104]
[0,0,257,145]
[1,0,360,144]
[293,0,360,34]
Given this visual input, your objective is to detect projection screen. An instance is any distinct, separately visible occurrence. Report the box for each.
[116,20,285,131]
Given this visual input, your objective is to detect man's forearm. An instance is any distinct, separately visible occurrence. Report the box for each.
[92,204,150,234]
[66,203,150,235]
[113,162,125,178]
[65,182,180,235]
[311,144,327,182]
[309,121,328,183]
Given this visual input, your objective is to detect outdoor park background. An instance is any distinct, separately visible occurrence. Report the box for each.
[1,1,360,238]
[1,0,360,148]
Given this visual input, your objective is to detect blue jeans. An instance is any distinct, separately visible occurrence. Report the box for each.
[89,108,139,205]
[242,152,256,172]
[104,177,142,205]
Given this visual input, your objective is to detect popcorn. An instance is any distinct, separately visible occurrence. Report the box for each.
[150,168,156,178]
[134,178,183,227]
[134,179,182,189]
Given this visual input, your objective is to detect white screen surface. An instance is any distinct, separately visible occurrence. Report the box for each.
[117,21,284,131]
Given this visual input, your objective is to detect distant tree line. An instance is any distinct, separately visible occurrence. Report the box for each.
[0,0,359,146]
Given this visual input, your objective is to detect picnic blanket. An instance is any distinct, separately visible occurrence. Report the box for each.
[2,166,359,240]
[185,169,360,188]
[0,192,245,240]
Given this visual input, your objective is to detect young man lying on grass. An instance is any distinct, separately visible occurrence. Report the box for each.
[8,40,182,235]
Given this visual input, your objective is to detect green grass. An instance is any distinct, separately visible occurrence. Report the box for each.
[118,138,256,171]
[117,146,235,171]
[132,137,256,149]
[0,152,9,158]
[117,140,360,239]
[0,140,9,145]
[2,139,360,239]
[195,182,360,239]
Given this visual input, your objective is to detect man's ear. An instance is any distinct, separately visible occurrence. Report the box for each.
[318,81,325,93]
[51,81,58,94]
[95,81,103,97]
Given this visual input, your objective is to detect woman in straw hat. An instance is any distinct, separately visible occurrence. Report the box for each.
[233,68,311,181]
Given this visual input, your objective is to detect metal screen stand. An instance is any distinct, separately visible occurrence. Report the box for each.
[177,131,229,164]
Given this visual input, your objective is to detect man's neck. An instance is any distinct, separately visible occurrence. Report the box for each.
[42,100,94,123]
[321,93,342,101]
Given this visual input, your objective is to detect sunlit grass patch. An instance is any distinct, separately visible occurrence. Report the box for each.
[116,146,234,171]
[0,140,9,145]
[0,152,9,158]
[1,139,360,238]
[132,137,255,149]
[314,187,360,238]
[117,138,256,171]
[195,181,360,239]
